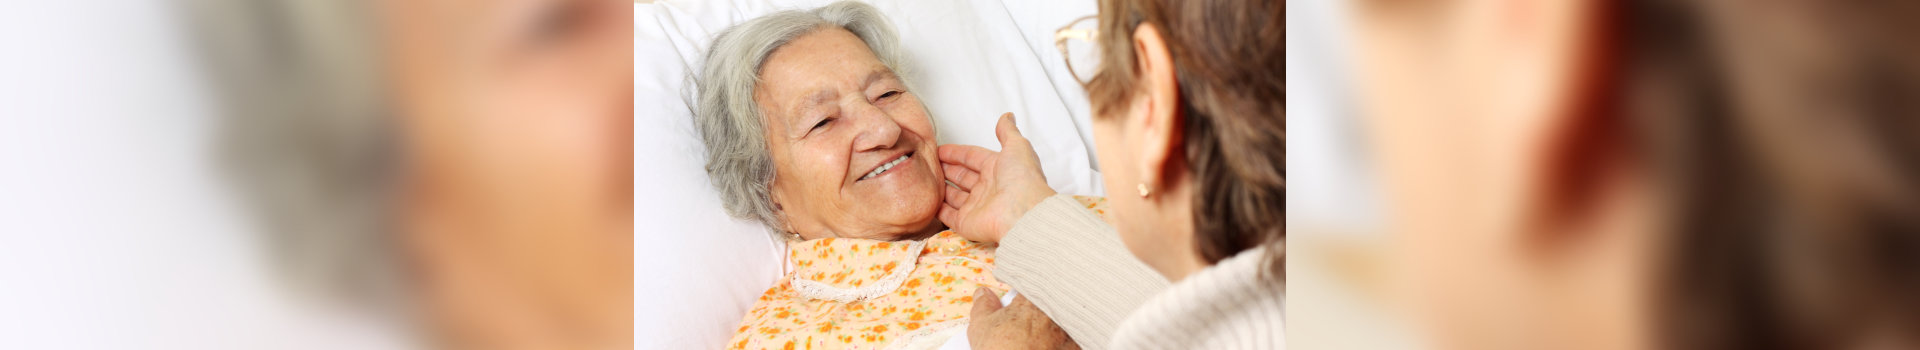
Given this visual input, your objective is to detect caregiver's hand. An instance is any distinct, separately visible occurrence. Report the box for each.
[939,112,1056,243]
[969,288,1079,350]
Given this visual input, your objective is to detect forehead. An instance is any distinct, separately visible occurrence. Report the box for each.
[764,27,882,76]
[754,28,890,110]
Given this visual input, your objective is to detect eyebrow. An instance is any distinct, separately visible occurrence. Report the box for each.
[788,89,837,136]
[798,89,836,111]
[864,67,898,87]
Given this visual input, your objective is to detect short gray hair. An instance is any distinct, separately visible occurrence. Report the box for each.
[693,1,910,238]
[184,0,401,308]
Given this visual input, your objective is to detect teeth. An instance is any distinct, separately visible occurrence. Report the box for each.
[860,154,910,181]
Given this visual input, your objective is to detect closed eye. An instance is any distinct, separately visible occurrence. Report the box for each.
[877,90,901,101]
[811,117,833,131]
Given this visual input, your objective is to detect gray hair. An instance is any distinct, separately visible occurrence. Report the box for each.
[693,1,911,238]
[183,0,402,309]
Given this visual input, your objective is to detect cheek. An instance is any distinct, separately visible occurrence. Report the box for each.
[891,101,941,171]
[797,143,848,193]
[891,99,936,139]
[1089,118,1154,244]
[1091,119,1130,182]
[766,141,833,202]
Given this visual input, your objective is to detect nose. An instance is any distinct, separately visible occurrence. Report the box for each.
[847,103,902,153]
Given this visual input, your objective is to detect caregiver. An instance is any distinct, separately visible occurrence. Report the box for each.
[942,0,1284,348]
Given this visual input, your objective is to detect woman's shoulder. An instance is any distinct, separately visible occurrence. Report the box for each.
[1110,247,1285,349]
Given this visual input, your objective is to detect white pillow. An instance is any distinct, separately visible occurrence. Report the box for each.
[637,0,1101,348]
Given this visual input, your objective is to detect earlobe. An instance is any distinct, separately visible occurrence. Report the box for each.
[769,187,805,239]
[769,179,788,213]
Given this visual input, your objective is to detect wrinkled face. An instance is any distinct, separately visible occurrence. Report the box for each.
[755,28,945,241]
[383,0,631,346]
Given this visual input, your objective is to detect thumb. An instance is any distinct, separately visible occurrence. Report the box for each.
[970,287,1003,319]
[993,112,1026,146]
[939,204,961,231]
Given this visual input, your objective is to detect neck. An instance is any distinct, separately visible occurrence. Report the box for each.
[896,220,945,241]
[1521,164,1660,350]
[808,220,945,241]
[1148,179,1208,281]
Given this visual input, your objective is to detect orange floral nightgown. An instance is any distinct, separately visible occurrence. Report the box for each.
[728,197,1109,350]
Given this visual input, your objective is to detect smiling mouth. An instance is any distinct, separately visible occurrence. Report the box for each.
[859,152,913,181]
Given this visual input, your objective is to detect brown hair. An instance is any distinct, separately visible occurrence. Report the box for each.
[1084,0,1285,276]
[1624,0,1920,348]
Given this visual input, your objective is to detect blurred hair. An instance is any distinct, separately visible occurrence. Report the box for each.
[1624,0,1920,348]
[181,0,401,306]
[1084,0,1286,277]
[693,1,910,239]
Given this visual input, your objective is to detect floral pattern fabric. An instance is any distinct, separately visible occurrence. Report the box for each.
[728,196,1109,350]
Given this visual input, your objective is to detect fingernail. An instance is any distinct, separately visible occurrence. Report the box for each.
[975,288,991,298]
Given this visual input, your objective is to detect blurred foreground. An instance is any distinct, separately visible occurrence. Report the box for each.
[2,1,633,348]
[1293,0,1919,349]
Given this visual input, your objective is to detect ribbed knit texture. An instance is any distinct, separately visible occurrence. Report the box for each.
[998,195,1172,350]
[1110,246,1286,349]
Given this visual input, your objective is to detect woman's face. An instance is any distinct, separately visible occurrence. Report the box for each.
[383,0,631,346]
[756,28,945,241]
[1349,0,1651,348]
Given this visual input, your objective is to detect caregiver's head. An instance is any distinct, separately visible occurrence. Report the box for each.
[1348,0,1920,348]
[1073,0,1285,279]
[696,1,945,241]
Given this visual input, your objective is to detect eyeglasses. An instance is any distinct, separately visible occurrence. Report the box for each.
[1054,15,1101,86]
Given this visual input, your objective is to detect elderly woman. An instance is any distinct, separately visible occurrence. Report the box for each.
[197,0,634,348]
[693,2,1092,349]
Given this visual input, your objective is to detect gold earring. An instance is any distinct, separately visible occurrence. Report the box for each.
[1137,183,1151,198]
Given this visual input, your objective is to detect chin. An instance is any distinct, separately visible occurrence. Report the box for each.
[873,173,944,230]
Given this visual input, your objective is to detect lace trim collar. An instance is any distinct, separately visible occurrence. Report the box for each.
[787,237,928,302]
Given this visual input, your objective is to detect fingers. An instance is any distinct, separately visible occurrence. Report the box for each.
[940,203,960,230]
[941,185,968,229]
[939,144,997,170]
[970,287,1003,319]
[966,288,997,348]
[993,112,1026,146]
[945,185,971,208]
[940,112,1024,175]
[968,288,1004,346]
[944,164,982,191]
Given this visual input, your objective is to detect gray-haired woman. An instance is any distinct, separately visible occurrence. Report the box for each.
[192,0,636,347]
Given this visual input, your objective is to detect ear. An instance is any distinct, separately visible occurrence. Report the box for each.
[768,177,793,219]
[1514,0,1625,250]
[768,178,805,236]
[1131,23,1185,194]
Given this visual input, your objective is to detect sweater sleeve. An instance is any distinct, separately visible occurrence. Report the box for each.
[996,194,1171,350]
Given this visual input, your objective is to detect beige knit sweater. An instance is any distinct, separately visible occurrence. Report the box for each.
[1109,246,1286,349]
[997,194,1285,349]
